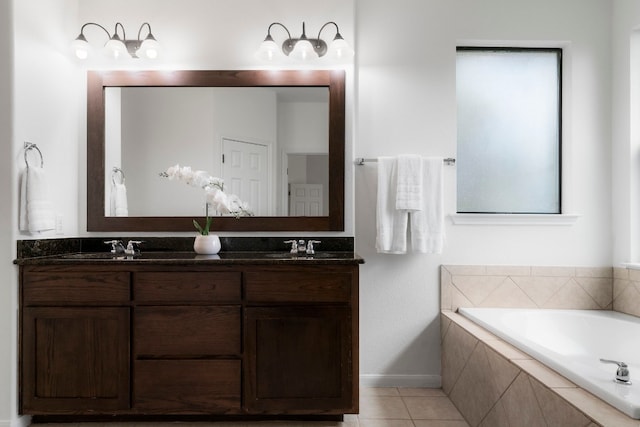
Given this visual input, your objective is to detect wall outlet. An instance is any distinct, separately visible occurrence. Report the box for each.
[55,214,63,235]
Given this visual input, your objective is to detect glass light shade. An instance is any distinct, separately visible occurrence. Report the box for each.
[71,36,90,59]
[138,37,160,59]
[289,39,318,61]
[104,37,129,59]
[327,37,354,61]
[256,38,280,61]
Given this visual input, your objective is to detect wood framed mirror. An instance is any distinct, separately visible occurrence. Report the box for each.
[86,69,345,232]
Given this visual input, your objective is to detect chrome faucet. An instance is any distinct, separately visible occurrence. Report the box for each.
[306,240,321,255]
[124,240,143,256]
[104,240,125,254]
[283,239,309,255]
[600,359,632,384]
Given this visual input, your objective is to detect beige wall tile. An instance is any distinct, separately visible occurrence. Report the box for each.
[531,266,576,277]
[511,276,571,307]
[441,266,453,311]
[443,265,487,276]
[441,322,478,395]
[555,388,637,427]
[613,277,631,300]
[542,279,600,309]
[613,267,629,280]
[575,277,613,308]
[484,344,520,394]
[451,275,507,306]
[628,268,640,282]
[613,283,640,317]
[478,400,510,427]
[512,359,576,389]
[529,378,590,427]
[479,278,538,308]
[485,265,531,276]
[482,338,532,361]
[576,267,613,278]
[449,345,503,427]
[500,373,546,427]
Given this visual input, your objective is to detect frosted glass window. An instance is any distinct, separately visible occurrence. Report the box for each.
[456,48,561,214]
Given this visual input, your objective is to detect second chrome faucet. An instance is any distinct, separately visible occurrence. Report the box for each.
[284,239,321,255]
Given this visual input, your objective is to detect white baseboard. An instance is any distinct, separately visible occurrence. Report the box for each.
[359,374,442,388]
[3,415,30,427]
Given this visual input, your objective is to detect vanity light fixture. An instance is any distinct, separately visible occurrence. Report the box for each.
[72,22,160,60]
[257,21,353,62]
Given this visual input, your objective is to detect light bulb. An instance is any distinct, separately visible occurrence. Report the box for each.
[256,37,280,61]
[328,37,354,61]
[289,39,318,61]
[104,36,128,59]
[138,36,160,59]
[71,35,90,59]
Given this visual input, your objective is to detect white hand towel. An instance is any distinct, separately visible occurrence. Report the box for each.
[396,154,423,211]
[376,157,410,254]
[410,157,444,254]
[19,166,55,233]
[110,182,129,217]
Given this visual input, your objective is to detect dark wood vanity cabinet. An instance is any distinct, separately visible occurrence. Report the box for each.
[19,262,359,418]
[21,269,131,413]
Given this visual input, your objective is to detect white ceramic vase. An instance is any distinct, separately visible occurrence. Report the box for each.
[193,234,221,255]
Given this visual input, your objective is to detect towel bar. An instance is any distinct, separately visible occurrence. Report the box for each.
[24,142,43,168]
[355,157,456,166]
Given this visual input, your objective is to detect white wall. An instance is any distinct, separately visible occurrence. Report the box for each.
[1,2,15,425]
[355,0,613,386]
[612,0,640,266]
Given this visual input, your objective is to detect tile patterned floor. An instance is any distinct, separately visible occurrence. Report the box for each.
[30,388,469,427]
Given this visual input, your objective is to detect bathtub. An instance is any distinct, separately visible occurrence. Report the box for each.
[458,307,640,419]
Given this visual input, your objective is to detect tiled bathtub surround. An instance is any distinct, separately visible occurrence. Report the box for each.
[441,265,613,312]
[441,311,634,427]
[613,267,640,317]
[440,265,638,427]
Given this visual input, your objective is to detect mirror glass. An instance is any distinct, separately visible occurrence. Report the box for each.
[105,86,328,217]
[87,70,345,232]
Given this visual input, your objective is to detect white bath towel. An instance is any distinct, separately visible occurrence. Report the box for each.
[19,166,55,233]
[376,156,444,254]
[110,182,129,217]
[376,157,409,253]
[411,157,444,254]
[395,154,423,211]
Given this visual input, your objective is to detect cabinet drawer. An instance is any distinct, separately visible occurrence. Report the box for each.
[135,306,240,356]
[134,272,241,302]
[134,360,241,413]
[23,272,130,304]
[245,271,352,303]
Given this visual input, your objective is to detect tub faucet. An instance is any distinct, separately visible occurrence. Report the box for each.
[600,359,632,385]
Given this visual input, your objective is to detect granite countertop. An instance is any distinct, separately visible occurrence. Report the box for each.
[14,237,364,266]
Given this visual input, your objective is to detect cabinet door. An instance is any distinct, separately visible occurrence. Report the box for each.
[22,307,130,414]
[244,306,353,413]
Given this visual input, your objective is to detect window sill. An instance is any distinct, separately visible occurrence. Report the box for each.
[622,263,640,271]
[449,213,581,226]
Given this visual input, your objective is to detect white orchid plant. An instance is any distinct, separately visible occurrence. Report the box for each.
[159,164,252,235]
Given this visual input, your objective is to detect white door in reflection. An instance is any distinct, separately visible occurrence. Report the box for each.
[221,137,269,216]
[289,184,323,216]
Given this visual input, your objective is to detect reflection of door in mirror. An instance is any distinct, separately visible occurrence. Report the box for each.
[221,137,269,216]
[287,154,329,216]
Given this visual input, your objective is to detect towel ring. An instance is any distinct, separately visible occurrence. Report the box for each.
[112,167,126,185]
[24,142,43,168]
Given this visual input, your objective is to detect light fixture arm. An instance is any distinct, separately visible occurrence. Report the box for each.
[77,22,110,40]
[316,21,342,45]
[113,22,126,40]
[137,22,154,41]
